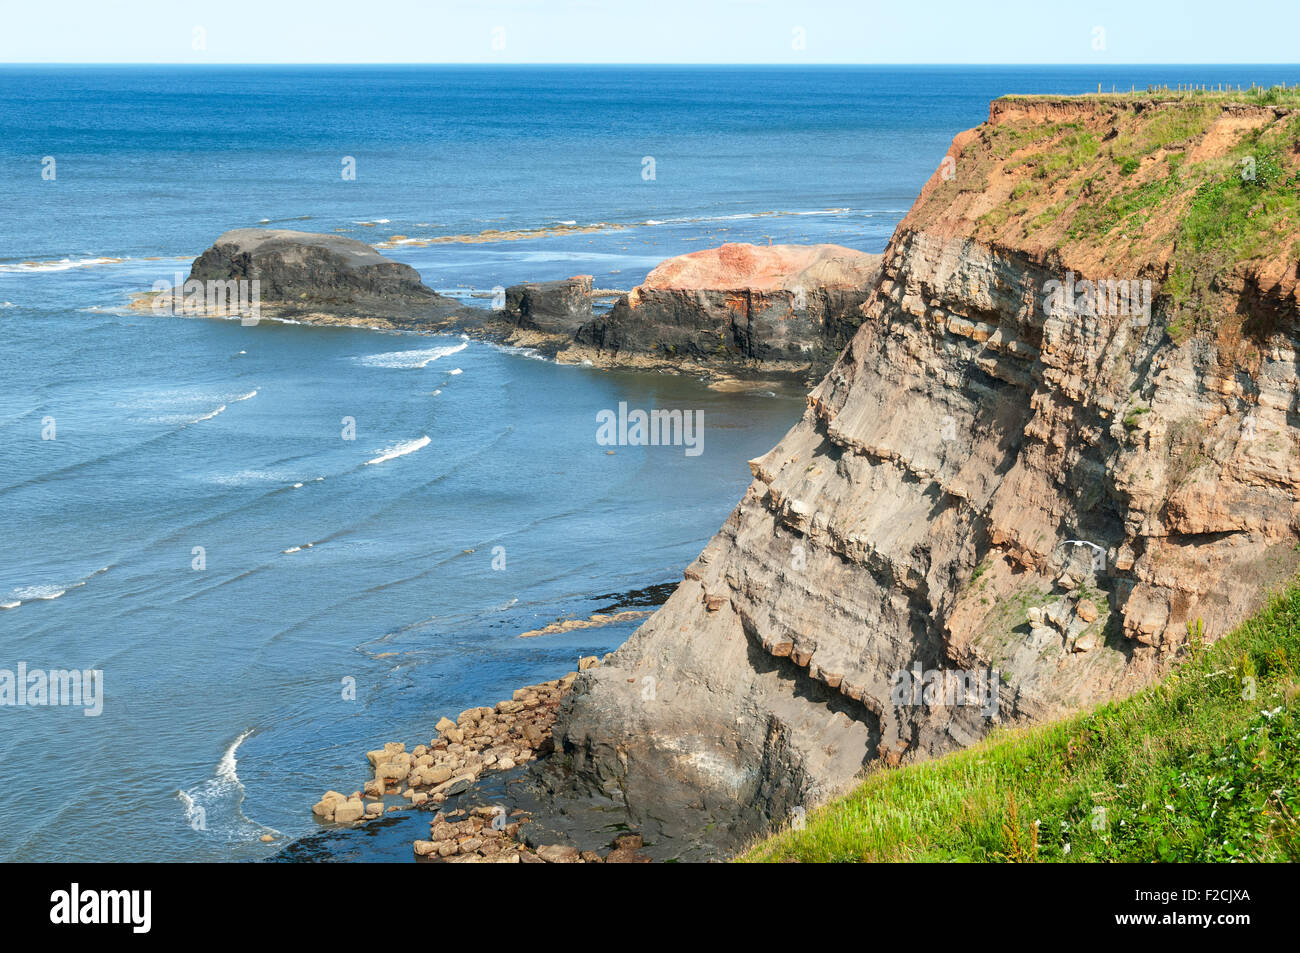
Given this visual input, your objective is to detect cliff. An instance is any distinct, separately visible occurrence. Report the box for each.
[546,94,1300,853]
[567,243,882,379]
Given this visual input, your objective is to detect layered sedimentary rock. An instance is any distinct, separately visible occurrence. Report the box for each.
[549,96,1300,850]
[570,243,882,378]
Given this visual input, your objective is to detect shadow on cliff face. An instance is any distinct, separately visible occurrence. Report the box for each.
[505,622,885,861]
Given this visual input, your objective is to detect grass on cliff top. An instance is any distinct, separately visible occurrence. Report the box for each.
[739,584,1300,863]
[1000,83,1300,107]
[947,89,1300,344]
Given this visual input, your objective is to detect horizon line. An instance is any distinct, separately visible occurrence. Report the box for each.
[2,61,1298,68]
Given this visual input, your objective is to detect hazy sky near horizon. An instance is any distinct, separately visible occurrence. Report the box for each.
[2,0,1298,65]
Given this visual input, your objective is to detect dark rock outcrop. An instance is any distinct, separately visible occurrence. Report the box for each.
[150,231,882,379]
[504,276,594,336]
[187,228,464,322]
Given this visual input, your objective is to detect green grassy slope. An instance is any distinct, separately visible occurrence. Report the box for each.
[740,585,1300,863]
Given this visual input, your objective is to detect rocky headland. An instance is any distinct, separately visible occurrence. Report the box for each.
[288,92,1300,861]
[533,94,1300,852]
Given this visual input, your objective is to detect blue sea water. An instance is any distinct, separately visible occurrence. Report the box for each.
[2,64,1296,862]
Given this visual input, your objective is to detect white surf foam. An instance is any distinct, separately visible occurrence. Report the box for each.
[0,256,124,273]
[191,404,226,423]
[176,729,279,843]
[183,390,254,425]
[355,341,468,370]
[365,435,430,466]
[5,567,108,606]
[12,585,66,601]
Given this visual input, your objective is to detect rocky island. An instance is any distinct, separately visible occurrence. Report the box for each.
[135,228,472,327]
[563,242,882,380]
[140,230,882,383]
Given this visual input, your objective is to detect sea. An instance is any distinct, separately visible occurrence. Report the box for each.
[2,64,1295,861]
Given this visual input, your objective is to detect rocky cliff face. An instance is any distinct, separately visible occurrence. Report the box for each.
[548,96,1300,852]
[569,243,882,379]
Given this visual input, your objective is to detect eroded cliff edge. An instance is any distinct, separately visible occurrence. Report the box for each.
[547,94,1300,850]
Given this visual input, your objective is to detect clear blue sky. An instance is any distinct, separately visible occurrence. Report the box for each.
[2,0,1298,65]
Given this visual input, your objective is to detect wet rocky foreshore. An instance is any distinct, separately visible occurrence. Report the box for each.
[308,654,653,862]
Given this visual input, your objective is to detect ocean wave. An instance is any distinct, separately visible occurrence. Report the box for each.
[191,404,227,423]
[177,729,279,844]
[5,566,110,608]
[163,389,256,426]
[355,341,467,369]
[365,435,431,466]
[127,386,257,415]
[482,340,549,362]
[10,585,66,601]
[0,256,126,273]
[211,468,291,487]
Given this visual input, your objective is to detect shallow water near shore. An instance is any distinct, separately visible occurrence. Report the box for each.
[0,273,803,861]
[5,63,1298,862]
